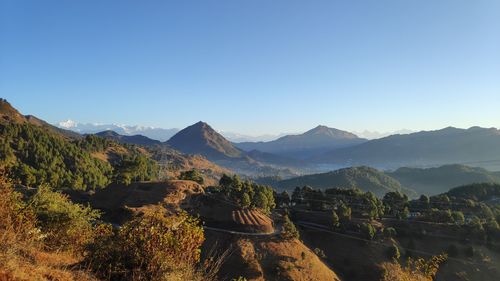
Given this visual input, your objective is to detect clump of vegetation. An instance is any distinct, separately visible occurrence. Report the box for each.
[0,173,96,280]
[282,214,300,240]
[179,169,205,185]
[87,209,208,280]
[381,254,447,281]
[386,244,401,260]
[29,186,100,252]
[217,174,275,214]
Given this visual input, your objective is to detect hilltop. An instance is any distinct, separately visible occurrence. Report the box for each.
[236,125,366,159]
[167,121,243,160]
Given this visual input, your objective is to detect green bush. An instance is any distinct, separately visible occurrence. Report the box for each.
[179,169,205,185]
[386,244,400,260]
[282,214,299,240]
[87,210,206,281]
[29,186,100,251]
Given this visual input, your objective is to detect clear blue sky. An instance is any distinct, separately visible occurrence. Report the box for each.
[1,0,499,135]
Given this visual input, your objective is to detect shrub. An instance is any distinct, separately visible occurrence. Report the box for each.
[386,244,401,260]
[314,248,327,258]
[361,222,376,240]
[282,214,299,240]
[384,227,397,238]
[87,209,206,280]
[29,186,100,252]
[179,169,205,185]
[381,254,447,281]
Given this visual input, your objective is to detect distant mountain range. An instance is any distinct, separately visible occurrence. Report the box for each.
[236,125,367,159]
[57,120,179,141]
[57,120,288,143]
[313,126,500,171]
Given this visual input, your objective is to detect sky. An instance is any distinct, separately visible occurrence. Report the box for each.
[1,0,499,136]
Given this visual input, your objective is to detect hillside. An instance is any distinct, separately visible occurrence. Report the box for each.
[148,146,232,186]
[313,127,500,170]
[167,121,243,160]
[236,125,366,159]
[0,100,158,190]
[389,164,500,195]
[203,232,341,281]
[96,130,162,146]
[0,99,81,139]
[94,129,233,186]
[167,121,301,177]
[273,166,412,197]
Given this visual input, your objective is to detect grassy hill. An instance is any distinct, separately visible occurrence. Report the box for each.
[388,164,500,195]
[273,166,414,197]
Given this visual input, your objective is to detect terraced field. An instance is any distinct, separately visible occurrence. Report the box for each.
[194,195,275,233]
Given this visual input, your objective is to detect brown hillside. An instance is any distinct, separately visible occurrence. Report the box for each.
[91,180,203,223]
[167,121,243,160]
[191,194,274,233]
[202,232,341,281]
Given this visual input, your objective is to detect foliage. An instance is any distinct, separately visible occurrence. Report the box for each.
[179,169,205,185]
[331,210,340,229]
[218,174,275,214]
[0,122,159,191]
[29,186,100,251]
[381,254,447,281]
[0,123,112,190]
[338,202,352,224]
[386,244,401,260]
[113,152,159,185]
[87,210,206,280]
[446,183,500,201]
[360,222,376,240]
[282,214,299,240]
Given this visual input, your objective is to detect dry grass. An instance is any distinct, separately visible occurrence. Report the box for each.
[0,173,96,281]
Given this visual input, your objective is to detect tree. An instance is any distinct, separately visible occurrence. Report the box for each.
[386,244,400,260]
[361,223,376,240]
[338,203,352,224]
[331,210,340,229]
[383,227,397,238]
[179,169,204,185]
[282,215,299,240]
[241,193,251,208]
[452,211,465,225]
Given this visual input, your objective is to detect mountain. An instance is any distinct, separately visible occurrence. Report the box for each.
[96,130,161,146]
[0,99,81,139]
[167,121,301,177]
[235,125,367,159]
[388,164,500,196]
[167,121,244,160]
[271,166,415,197]
[57,120,179,141]
[313,126,500,170]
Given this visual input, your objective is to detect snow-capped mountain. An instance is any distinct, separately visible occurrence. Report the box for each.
[56,120,179,141]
